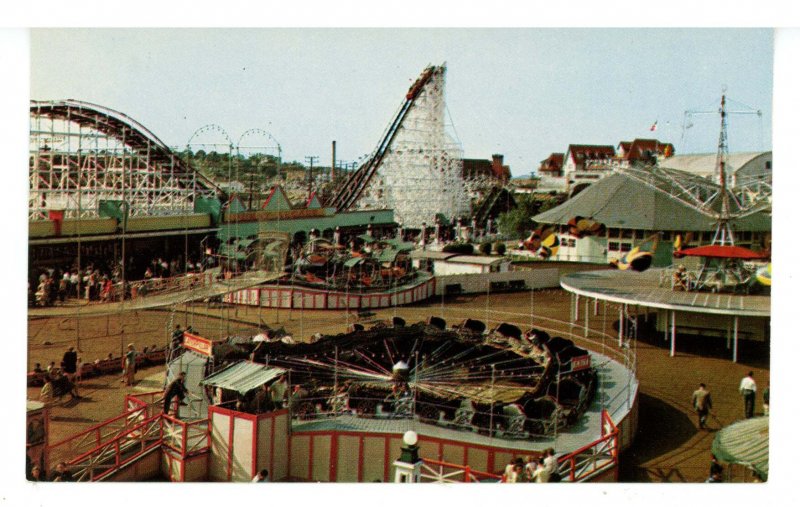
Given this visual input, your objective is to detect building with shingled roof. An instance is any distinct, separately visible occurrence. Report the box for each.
[532,171,771,265]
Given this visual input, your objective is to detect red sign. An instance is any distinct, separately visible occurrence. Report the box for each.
[183,332,213,357]
[571,355,591,372]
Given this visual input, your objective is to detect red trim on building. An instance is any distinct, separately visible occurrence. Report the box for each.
[383,436,391,482]
[308,435,315,481]
[329,433,339,482]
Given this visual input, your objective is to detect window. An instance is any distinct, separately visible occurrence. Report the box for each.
[560,238,568,246]
[608,228,620,238]
[568,239,576,247]
[621,229,633,239]
[620,243,632,252]
[608,242,619,251]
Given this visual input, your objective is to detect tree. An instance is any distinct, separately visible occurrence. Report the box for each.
[494,242,506,256]
[479,241,492,255]
[443,242,475,255]
[496,194,564,240]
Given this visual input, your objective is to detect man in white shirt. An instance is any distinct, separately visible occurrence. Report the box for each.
[739,371,757,419]
[531,457,550,483]
[543,448,559,481]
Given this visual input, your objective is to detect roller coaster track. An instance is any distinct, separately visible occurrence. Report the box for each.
[328,66,437,212]
[29,99,221,220]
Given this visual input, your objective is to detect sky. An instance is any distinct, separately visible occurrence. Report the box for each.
[29,28,774,176]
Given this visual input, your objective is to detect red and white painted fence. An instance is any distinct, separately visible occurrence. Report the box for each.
[224,276,437,310]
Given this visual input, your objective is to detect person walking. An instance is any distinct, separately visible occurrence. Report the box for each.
[121,343,137,386]
[62,346,78,383]
[739,371,757,419]
[763,381,770,416]
[692,383,713,429]
[163,371,188,417]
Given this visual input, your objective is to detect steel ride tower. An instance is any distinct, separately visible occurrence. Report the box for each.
[329,64,470,229]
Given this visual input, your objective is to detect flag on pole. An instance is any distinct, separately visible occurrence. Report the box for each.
[649,120,658,132]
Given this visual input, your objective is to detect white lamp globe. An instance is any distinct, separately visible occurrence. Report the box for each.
[403,430,418,447]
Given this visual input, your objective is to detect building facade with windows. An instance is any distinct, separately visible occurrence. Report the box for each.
[531,171,771,266]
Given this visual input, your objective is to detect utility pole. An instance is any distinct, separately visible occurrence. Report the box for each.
[336,159,347,183]
[331,141,336,182]
[305,155,319,199]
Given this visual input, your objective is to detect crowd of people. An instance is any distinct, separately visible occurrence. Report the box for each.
[27,461,75,482]
[35,346,83,403]
[29,254,212,308]
[30,342,168,398]
[502,449,560,483]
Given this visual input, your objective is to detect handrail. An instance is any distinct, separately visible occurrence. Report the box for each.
[420,458,502,483]
[555,408,619,482]
[67,412,163,481]
[161,412,210,458]
[52,390,212,481]
[289,392,570,440]
[48,405,147,451]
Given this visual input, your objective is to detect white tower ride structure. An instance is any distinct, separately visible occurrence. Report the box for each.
[330,65,469,229]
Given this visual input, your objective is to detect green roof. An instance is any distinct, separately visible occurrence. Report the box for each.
[376,249,401,263]
[379,239,415,251]
[712,416,769,481]
[344,257,364,268]
[200,361,287,395]
[533,172,771,232]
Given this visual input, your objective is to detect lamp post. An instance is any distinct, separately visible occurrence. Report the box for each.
[393,430,422,483]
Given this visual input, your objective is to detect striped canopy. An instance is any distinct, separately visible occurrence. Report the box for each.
[712,416,769,481]
[200,361,287,395]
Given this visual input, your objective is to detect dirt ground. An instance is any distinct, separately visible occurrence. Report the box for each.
[27,287,770,482]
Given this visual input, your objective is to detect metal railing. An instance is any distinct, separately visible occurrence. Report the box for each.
[128,271,217,300]
[419,458,502,483]
[49,390,211,482]
[161,413,210,458]
[69,413,163,482]
[289,390,581,441]
[47,403,151,471]
[556,409,619,482]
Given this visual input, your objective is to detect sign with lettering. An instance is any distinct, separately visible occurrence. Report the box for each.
[183,332,213,357]
[224,208,328,223]
[571,354,591,372]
